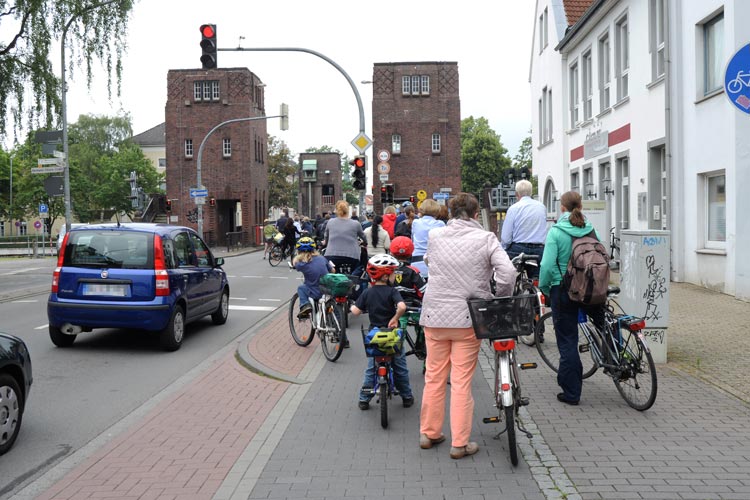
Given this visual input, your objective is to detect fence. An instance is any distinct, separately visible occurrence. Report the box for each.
[0,235,56,257]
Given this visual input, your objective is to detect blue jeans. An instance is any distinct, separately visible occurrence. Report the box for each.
[506,243,544,279]
[297,283,319,307]
[549,285,604,401]
[359,349,412,402]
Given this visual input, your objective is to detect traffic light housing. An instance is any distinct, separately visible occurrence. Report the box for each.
[409,195,416,204]
[385,184,395,203]
[350,155,366,190]
[380,186,387,203]
[200,24,217,69]
[165,199,172,213]
[209,197,216,207]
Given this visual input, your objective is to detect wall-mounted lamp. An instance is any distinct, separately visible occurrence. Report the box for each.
[585,183,597,199]
[602,178,615,197]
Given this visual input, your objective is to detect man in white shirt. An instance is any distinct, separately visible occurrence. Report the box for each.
[500,179,547,278]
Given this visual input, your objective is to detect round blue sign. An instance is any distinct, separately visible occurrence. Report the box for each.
[725,43,750,115]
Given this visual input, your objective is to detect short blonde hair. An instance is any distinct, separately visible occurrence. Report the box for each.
[420,199,440,217]
[384,205,397,215]
[335,200,349,217]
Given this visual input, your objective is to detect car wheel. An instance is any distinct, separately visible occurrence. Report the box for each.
[49,325,76,347]
[0,374,24,456]
[160,305,185,352]
[211,288,229,325]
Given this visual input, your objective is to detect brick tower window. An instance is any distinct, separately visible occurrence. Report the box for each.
[392,134,401,154]
[193,80,220,102]
[185,139,193,158]
[402,76,411,95]
[431,133,441,153]
[223,138,232,158]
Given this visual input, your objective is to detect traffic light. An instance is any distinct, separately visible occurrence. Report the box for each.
[165,199,172,213]
[350,155,366,190]
[380,186,387,203]
[409,195,416,204]
[200,24,217,69]
[209,197,216,207]
[385,184,395,203]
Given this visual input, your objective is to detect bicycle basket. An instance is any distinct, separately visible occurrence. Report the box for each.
[362,327,404,357]
[467,294,536,340]
[273,232,284,244]
[319,273,354,297]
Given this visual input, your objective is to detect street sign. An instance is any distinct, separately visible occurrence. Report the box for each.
[416,190,427,201]
[31,165,64,174]
[189,187,208,198]
[433,192,450,200]
[379,174,389,182]
[194,197,206,205]
[40,212,49,219]
[377,150,390,162]
[351,132,372,154]
[37,158,60,166]
[33,220,42,229]
[35,130,63,143]
[440,187,453,193]
[377,162,390,174]
[725,43,750,114]
[53,150,66,159]
[39,203,48,214]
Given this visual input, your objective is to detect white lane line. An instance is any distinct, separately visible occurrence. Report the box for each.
[229,305,277,312]
[1,267,43,275]
[229,297,247,301]
[258,299,281,302]
[241,275,265,278]
[12,300,38,303]
[268,276,289,280]
[35,324,49,330]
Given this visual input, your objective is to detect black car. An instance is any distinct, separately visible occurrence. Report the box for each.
[0,332,32,455]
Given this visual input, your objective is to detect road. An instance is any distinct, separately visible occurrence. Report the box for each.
[0,251,299,499]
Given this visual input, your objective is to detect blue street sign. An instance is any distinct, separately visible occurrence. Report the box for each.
[189,188,208,198]
[725,43,750,115]
[39,203,49,213]
[432,192,449,200]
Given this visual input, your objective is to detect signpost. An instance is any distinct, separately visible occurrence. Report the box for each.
[39,203,49,219]
[190,186,208,205]
[725,43,750,114]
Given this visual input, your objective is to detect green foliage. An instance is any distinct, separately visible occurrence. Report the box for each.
[512,134,537,194]
[461,116,511,196]
[268,136,297,208]
[0,0,134,139]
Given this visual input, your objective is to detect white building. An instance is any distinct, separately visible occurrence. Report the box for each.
[530,0,750,300]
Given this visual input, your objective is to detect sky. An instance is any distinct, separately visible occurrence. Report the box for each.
[12,0,535,162]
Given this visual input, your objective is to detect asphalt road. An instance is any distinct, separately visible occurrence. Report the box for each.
[0,251,300,499]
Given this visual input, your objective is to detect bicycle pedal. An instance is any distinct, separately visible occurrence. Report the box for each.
[519,397,530,406]
[579,344,591,353]
[519,362,537,370]
[483,416,500,424]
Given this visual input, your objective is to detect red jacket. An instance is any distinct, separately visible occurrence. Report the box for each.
[382,213,397,239]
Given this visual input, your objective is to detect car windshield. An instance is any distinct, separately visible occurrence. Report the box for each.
[65,231,153,269]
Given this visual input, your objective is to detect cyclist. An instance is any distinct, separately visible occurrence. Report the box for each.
[262,219,277,260]
[351,254,413,410]
[281,217,300,261]
[388,236,427,305]
[292,237,334,319]
[324,200,366,272]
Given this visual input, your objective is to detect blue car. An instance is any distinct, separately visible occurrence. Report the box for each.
[47,223,229,351]
[0,332,32,455]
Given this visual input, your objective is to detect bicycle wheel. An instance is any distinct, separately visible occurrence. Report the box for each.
[518,285,539,346]
[380,382,388,429]
[534,312,597,379]
[289,293,314,346]
[320,301,344,362]
[268,244,283,267]
[613,329,657,411]
[505,404,518,466]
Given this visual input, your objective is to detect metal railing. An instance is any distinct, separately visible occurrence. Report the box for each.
[226,231,244,252]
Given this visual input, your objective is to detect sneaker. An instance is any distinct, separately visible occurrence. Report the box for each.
[450,442,479,459]
[402,396,414,408]
[556,393,579,406]
[358,401,370,410]
[419,433,446,449]
[297,304,312,319]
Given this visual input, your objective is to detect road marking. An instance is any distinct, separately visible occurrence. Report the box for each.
[229,305,277,312]
[35,324,49,330]
[258,299,281,302]
[1,267,43,275]
[268,276,289,280]
[12,299,38,303]
[241,275,265,278]
[229,297,247,301]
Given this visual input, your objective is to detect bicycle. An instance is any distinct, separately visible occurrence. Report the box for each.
[269,241,295,267]
[361,327,403,429]
[399,305,426,361]
[467,293,538,466]
[609,227,621,270]
[534,286,657,411]
[288,288,347,362]
[509,253,546,346]
[727,69,750,94]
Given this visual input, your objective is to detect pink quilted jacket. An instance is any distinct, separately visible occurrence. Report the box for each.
[420,218,516,328]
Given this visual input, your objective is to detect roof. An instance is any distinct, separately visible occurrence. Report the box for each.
[562,0,595,26]
[131,123,165,147]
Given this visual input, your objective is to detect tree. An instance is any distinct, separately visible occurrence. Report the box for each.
[512,134,537,193]
[0,0,134,138]
[267,136,297,208]
[461,116,511,196]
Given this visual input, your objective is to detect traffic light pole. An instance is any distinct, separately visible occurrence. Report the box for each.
[196,114,286,237]
[219,47,367,215]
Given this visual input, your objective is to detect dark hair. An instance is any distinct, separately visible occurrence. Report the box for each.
[449,192,479,220]
[404,206,415,225]
[284,217,295,229]
[437,204,449,222]
[561,191,585,227]
[371,215,383,247]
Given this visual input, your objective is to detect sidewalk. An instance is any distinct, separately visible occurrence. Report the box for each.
[11,269,750,499]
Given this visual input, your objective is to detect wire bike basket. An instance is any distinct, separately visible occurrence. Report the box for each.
[467,294,537,340]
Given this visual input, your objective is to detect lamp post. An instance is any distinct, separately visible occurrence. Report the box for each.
[60,0,120,233]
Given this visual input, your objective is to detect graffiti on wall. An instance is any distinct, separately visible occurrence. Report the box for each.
[642,329,665,345]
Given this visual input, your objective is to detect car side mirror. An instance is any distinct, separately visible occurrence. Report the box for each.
[214,257,224,267]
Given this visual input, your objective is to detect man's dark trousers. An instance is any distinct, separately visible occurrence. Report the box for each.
[506,243,544,279]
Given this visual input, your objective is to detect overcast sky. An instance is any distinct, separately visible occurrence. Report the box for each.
[26,1,536,162]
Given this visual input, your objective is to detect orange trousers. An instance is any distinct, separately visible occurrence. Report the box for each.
[419,326,481,447]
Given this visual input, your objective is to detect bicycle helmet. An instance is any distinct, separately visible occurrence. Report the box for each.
[402,201,412,208]
[366,253,399,281]
[390,236,414,257]
[295,236,316,252]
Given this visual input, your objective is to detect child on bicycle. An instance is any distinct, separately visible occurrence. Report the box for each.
[350,254,413,410]
[292,237,334,319]
[389,236,427,306]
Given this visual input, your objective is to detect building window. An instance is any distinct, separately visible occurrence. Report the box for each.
[402,76,410,95]
[570,169,580,193]
[615,14,629,101]
[212,80,220,100]
[0,223,5,237]
[584,166,595,198]
[411,76,420,96]
[539,87,552,144]
[19,221,27,236]
[185,139,193,158]
[598,31,611,112]
[598,162,611,201]
[703,12,724,95]
[421,75,430,95]
[431,133,441,153]
[392,134,401,154]
[650,0,665,81]
[222,138,231,158]
[617,156,630,229]
[194,80,220,101]
[582,50,593,121]
[322,184,335,206]
[193,82,202,101]
[569,60,579,128]
[539,7,548,52]
[544,179,557,215]
[705,172,726,246]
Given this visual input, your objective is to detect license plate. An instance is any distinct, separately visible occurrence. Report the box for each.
[82,283,128,296]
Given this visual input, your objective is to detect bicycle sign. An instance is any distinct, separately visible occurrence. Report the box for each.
[725,43,750,115]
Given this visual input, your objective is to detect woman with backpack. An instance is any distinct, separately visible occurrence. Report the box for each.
[538,191,606,406]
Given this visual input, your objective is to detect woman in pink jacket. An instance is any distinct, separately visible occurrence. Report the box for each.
[418,192,516,459]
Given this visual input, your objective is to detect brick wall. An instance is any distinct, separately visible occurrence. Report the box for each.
[297,153,343,218]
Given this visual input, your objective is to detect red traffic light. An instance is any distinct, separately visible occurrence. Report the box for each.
[200,24,217,69]
[165,199,172,212]
[380,186,387,193]
[200,24,215,38]
[353,157,365,168]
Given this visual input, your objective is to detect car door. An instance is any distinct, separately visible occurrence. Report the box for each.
[189,231,224,316]
[172,230,204,320]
